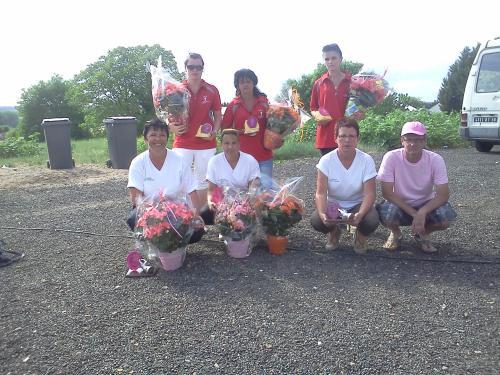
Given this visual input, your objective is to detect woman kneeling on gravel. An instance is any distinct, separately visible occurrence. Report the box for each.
[200,128,261,224]
[310,118,379,253]
[126,118,204,243]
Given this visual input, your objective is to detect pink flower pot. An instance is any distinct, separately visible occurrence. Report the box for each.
[225,237,251,258]
[157,247,186,271]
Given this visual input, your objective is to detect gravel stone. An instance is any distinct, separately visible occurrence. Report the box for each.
[0,147,498,374]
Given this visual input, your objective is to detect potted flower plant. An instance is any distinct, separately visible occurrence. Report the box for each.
[214,190,256,258]
[257,177,304,254]
[135,193,195,271]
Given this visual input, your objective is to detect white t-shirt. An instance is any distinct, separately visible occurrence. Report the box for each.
[206,151,261,190]
[316,148,377,209]
[127,150,196,200]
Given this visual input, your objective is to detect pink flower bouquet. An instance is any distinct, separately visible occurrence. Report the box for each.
[345,68,390,119]
[150,56,190,124]
[135,192,195,253]
[215,190,256,241]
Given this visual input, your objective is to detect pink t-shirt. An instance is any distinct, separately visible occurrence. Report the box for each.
[377,149,448,207]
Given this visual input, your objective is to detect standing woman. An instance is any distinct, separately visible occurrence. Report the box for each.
[168,52,222,208]
[310,119,379,253]
[310,43,352,156]
[222,69,279,189]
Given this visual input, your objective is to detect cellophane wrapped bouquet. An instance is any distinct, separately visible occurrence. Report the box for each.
[345,67,390,119]
[150,56,190,124]
[214,188,257,242]
[264,89,302,150]
[135,192,196,255]
[257,177,304,236]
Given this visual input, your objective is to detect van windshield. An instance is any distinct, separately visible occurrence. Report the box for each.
[476,52,500,93]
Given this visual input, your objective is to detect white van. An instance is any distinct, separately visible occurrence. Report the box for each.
[460,37,500,152]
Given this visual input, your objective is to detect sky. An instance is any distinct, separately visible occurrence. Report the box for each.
[1,0,499,108]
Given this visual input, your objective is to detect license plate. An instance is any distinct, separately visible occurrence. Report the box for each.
[473,116,498,123]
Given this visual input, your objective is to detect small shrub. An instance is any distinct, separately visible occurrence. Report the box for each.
[0,135,41,158]
[137,138,147,153]
[359,109,465,149]
[292,118,317,143]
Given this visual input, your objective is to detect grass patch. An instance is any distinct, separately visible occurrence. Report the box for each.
[0,135,422,168]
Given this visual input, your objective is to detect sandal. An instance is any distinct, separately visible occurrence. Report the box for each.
[324,226,341,251]
[414,234,438,253]
[383,232,403,251]
[353,229,368,254]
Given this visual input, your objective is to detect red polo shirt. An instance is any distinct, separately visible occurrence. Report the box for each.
[222,95,272,161]
[173,79,222,150]
[310,71,351,149]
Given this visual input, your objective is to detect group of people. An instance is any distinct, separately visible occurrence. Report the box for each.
[126,45,457,254]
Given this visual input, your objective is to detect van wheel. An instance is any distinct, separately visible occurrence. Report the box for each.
[475,141,493,153]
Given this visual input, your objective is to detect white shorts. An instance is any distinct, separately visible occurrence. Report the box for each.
[173,148,216,190]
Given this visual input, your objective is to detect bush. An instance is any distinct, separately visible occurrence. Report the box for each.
[292,118,317,143]
[290,109,465,150]
[0,135,41,158]
[137,138,147,153]
[359,109,465,150]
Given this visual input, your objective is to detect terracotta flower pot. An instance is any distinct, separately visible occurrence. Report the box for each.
[225,237,252,258]
[267,235,288,255]
[157,247,186,271]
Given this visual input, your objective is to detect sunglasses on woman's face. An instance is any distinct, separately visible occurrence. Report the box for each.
[186,65,203,71]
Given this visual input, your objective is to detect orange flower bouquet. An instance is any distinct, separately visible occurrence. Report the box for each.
[263,89,302,150]
[257,177,304,237]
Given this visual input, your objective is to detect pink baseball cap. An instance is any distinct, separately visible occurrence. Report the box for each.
[401,121,426,136]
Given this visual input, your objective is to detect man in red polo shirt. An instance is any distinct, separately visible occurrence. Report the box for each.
[169,52,222,207]
[310,43,351,156]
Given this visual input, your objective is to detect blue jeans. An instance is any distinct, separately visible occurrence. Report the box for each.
[258,158,273,190]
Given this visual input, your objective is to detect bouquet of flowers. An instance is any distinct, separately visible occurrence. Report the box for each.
[257,177,304,236]
[345,67,390,119]
[135,192,196,253]
[149,56,190,124]
[215,189,257,241]
[264,89,302,150]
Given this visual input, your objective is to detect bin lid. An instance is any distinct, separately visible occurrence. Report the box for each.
[41,118,71,126]
[103,116,137,124]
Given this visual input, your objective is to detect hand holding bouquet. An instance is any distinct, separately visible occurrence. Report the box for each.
[135,192,196,253]
[256,177,304,236]
[150,56,190,125]
[264,89,302,150]
[345,68,390,119]
[311,107,332,125]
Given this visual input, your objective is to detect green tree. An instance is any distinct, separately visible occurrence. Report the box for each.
[0,111,19,127]
[438,44,480,113]
[70,44,182,136]
[17,75,85,140]
[280,61,363,112]
[370,92,427,116]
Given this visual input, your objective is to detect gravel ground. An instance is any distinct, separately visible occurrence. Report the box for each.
[0,147,499,374]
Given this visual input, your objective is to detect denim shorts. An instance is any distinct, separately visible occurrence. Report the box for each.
[376,200,457,226]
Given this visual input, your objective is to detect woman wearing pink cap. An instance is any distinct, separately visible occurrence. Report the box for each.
[376,121,457,253]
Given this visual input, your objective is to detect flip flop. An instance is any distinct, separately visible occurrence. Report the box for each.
[125,266,158,278]
[383,232,403,251]
[414,234,438,253]
[353,229,368,254]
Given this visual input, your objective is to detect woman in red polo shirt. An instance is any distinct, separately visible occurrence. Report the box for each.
[221,69,279,189]
[310,43,352,156]
[168,52,222,207]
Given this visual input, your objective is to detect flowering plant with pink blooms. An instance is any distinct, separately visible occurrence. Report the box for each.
[214,190,256,241]
[135,193,195,253]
